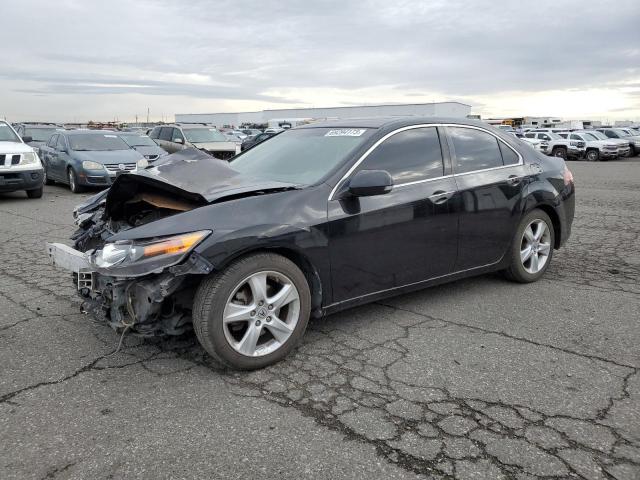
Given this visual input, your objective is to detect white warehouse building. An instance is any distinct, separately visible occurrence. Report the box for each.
[175,102,472,127]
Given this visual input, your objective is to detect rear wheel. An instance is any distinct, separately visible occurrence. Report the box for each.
[552,147,567,159]
[67,167,84,193]
[585,149,599,162]
[192,253,311,370]
[503,209,555,283]
[26,187,43,199]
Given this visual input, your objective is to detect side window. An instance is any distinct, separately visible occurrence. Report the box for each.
[449,127,502,174]
[172,128,185,142]
[539,134,550,141]
[48,134,58,147]
[149,127,160,139]
[159,127,173,141]
[604,130,616,138]
[498,142,519,166]
[524,133,535,139]
[56,135,66,150]
[358,127,444,184]
[570,134,581,141]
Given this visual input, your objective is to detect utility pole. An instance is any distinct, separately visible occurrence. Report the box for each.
[147,108,150,124]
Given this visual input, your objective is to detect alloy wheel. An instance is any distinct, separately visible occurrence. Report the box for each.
[68,169,75,191]
[520,219,552,274]
[223,270,301,357]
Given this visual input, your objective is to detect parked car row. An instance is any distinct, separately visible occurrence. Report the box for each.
[505,126,640,161]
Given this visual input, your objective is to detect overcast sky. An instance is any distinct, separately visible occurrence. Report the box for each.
[1,0,639,123]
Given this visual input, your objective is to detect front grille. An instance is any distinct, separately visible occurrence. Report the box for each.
[0,154,5,166]
[11,154,21,165]
[104,163,136,174]
[208,150,235,160]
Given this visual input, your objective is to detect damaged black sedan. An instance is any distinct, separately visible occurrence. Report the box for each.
[47,118,575,370]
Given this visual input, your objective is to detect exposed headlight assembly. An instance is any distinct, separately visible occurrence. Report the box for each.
[92,230,211,277]
[82,160,104,170]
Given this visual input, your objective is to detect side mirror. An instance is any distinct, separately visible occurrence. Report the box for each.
[347,170,393,197]
[174,138,184,144]
[22,136,33,143]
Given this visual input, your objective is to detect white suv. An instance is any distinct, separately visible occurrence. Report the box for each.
[0,121,45,198]
[558,131,619,161]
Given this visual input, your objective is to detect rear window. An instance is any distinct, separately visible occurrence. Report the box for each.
[449,127,503,173]
[24,128,59,142]
[68,134,129,151]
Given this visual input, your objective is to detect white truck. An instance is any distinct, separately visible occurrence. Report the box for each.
[524,130,586,159]
[558,131,619,161]
[0,120,44,198]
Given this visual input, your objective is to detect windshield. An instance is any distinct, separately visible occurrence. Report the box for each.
[0,123,21,143]
[120,134,157,147]
[613,129,631,137]
[69,134,130,151]
[586,131,607,140]
[230,127,373,185]
[582,133,599,141]
[183,128,227,143]
[24,128,58,142]
[546,132,562,140]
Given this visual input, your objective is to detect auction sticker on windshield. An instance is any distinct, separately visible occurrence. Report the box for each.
[325,129,367,137]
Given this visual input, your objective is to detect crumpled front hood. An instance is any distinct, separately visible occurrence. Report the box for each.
[104,148,297,217]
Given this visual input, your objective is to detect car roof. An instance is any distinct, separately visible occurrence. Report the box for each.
[296,116,495,130]
[63,130,121,136]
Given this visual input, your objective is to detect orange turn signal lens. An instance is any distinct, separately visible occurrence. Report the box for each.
[142,231,209,258]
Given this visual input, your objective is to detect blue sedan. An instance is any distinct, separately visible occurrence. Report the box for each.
[39,130,145,193]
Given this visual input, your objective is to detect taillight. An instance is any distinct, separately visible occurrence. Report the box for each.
[563,167,574,186]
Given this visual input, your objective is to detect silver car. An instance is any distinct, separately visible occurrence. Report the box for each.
[149,124,240,160]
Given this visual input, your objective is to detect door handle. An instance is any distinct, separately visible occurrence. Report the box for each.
[429,190,455,204]
[507,175,523,185]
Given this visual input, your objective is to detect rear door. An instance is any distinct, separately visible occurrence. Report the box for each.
[328,126,459,303]
[445,126,529,271]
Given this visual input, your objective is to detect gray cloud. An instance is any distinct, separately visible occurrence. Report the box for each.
[1,0,638,121]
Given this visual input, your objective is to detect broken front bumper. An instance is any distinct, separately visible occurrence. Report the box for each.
[46,242,213,336]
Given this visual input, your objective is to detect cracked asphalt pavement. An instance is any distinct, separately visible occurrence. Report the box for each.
[1,159,639,480]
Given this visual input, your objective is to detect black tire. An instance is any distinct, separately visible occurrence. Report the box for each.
[503,209,555,283]
[630,145,638,157]
[67,167,84,193]
[26,187,43,199]
[585,149,599,162]
[43,166,54,185]
[192,252,311,370]
[552,147,567,159]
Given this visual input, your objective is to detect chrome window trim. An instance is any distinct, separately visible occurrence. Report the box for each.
[329,123,523,201]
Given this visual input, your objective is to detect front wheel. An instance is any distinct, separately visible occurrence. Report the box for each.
[43,165,54,185]
[26,187,43,199]
[585,149,599,162]
[192,253,311,370]
[67,167,84,193]
[503,209,555,283]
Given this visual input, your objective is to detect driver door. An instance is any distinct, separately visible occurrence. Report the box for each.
[327,126,459,304]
